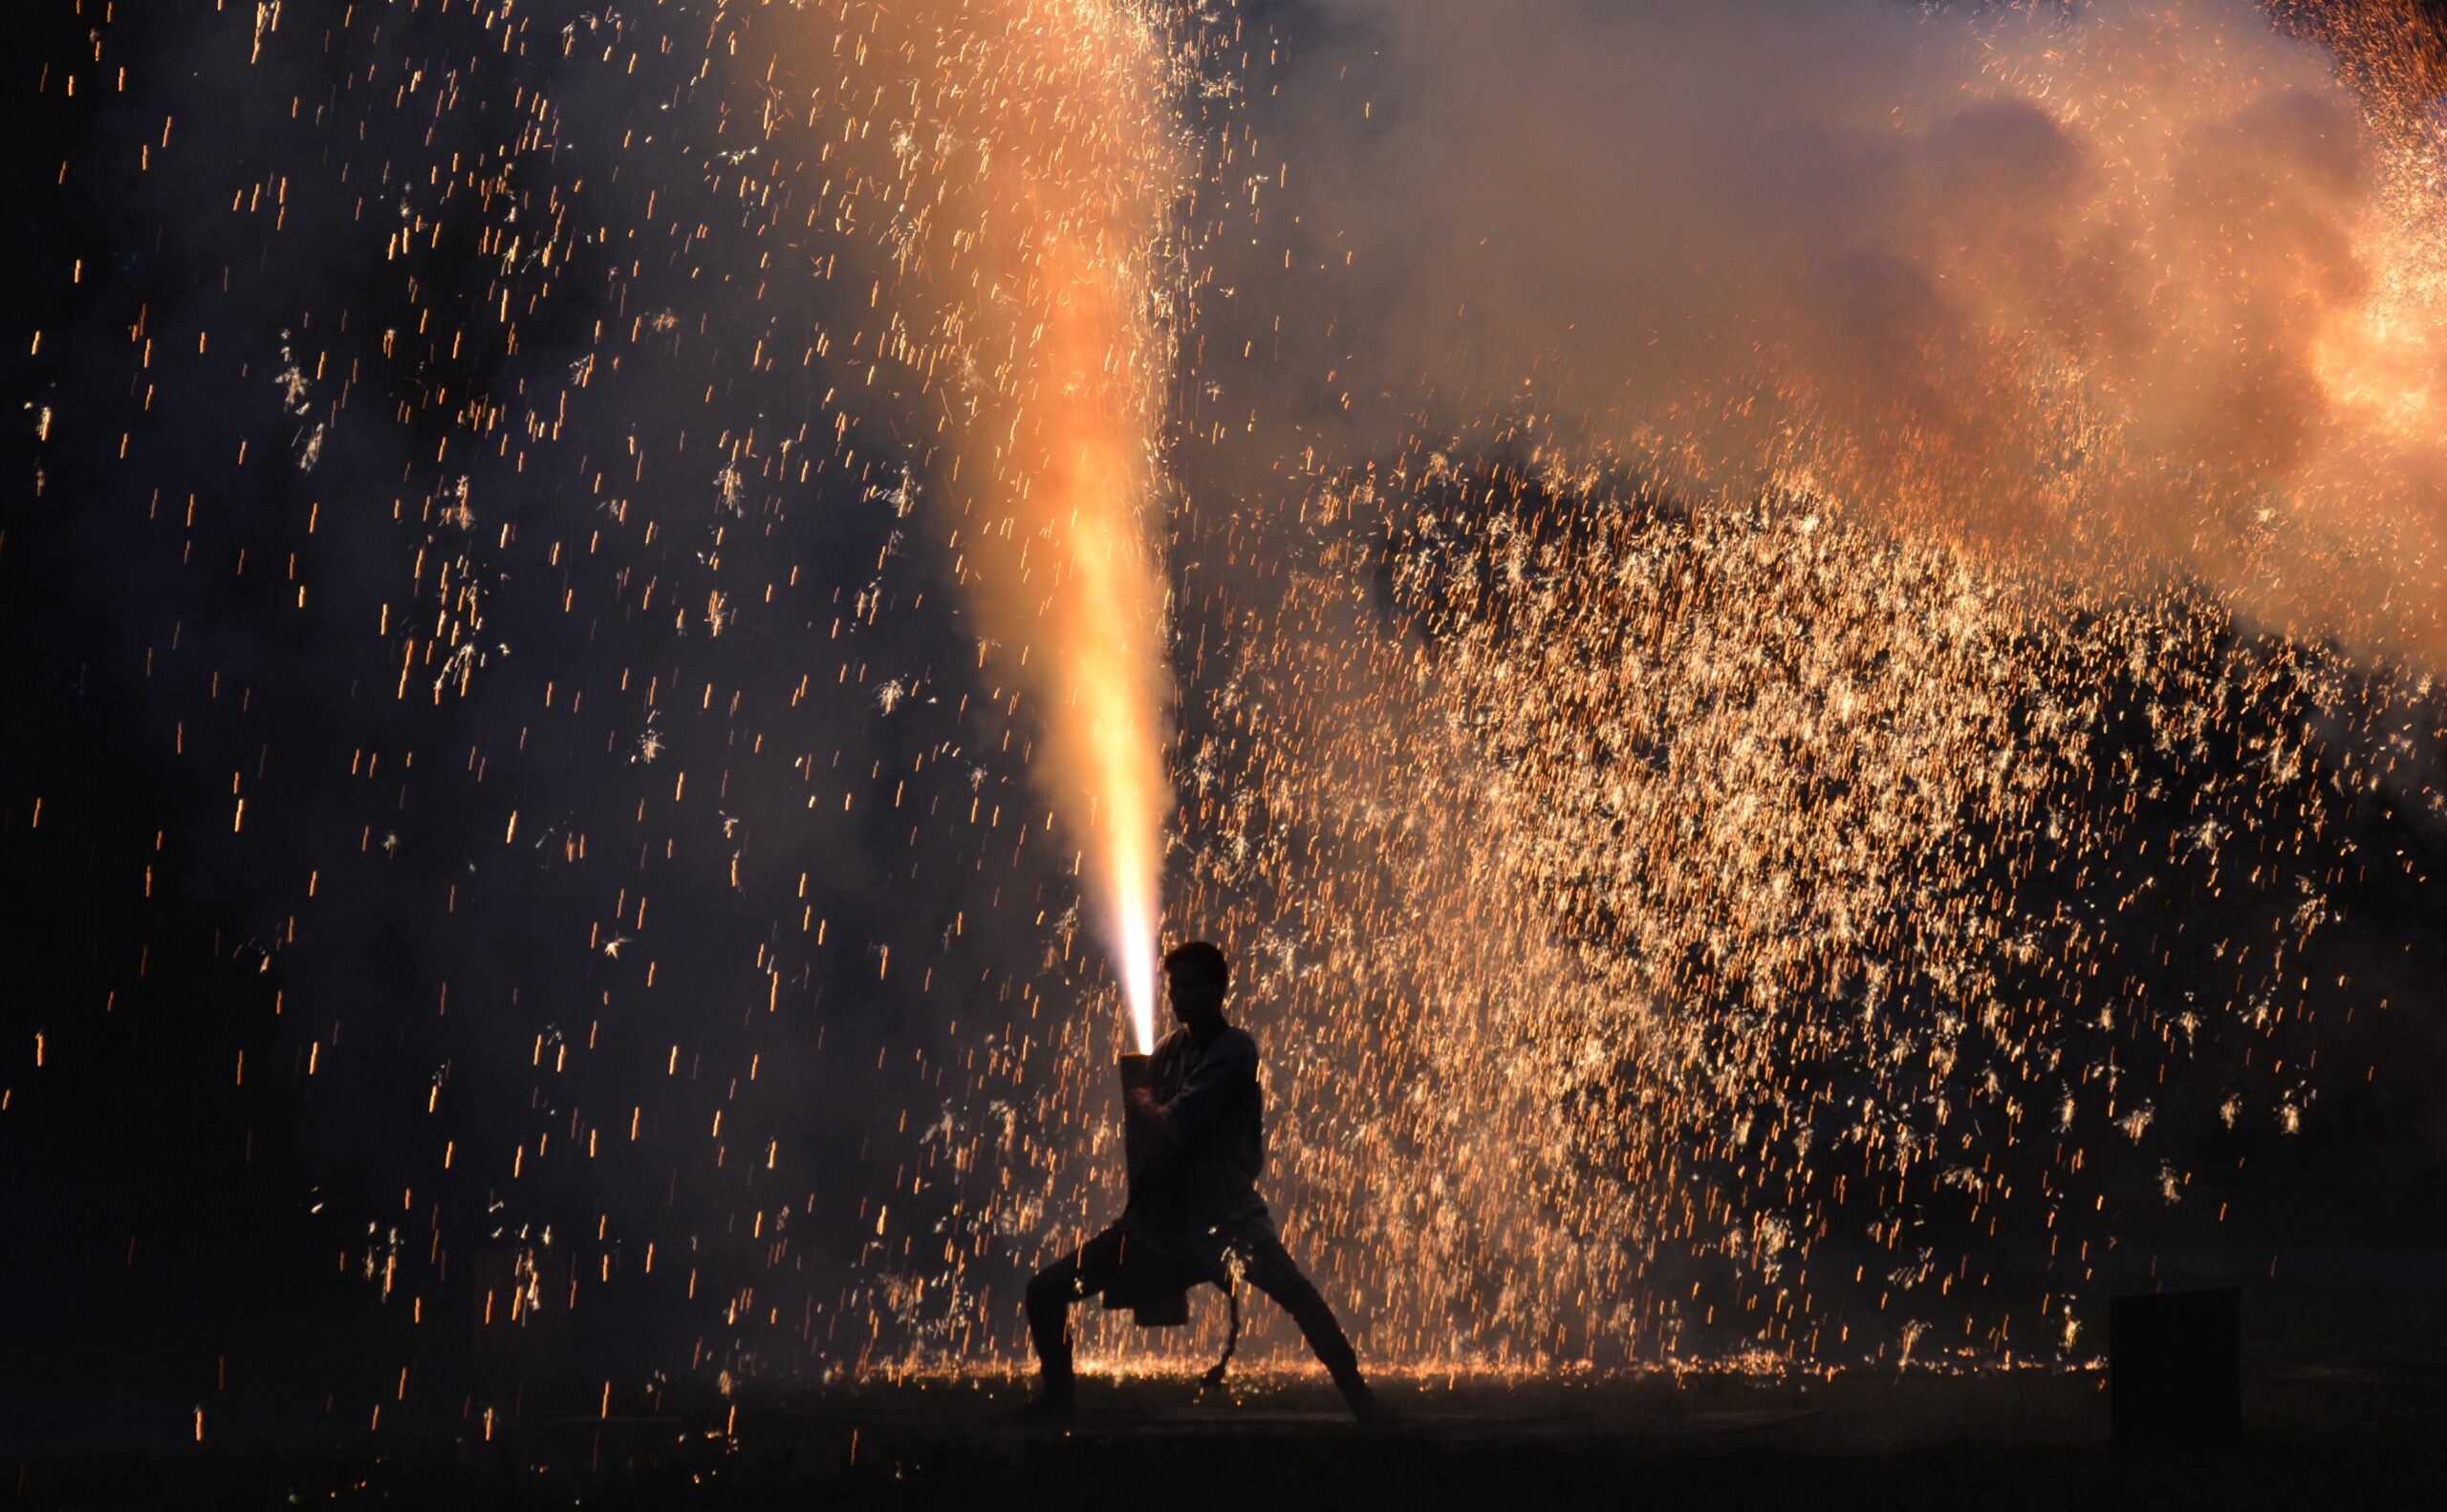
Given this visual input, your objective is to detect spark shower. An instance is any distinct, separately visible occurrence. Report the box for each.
[10,0,2447,1432]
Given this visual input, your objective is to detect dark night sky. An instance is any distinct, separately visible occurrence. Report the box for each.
[7,0,1108,1442]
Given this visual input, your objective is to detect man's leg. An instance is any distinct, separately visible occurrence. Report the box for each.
[1226,1228,1389,1419]
[1023,1227,1129,1403]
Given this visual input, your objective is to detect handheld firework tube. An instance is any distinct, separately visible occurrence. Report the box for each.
[1106,1052,1192,1327]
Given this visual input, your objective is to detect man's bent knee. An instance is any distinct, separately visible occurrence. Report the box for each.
[1025,1264,1075,1311]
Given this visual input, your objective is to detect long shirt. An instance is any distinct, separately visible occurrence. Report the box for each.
[1119,1017,1271,1242]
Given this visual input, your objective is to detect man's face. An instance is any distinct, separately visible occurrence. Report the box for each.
[1166,967,1222,1024]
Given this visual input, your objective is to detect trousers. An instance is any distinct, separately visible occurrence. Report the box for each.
[1025,1221,1367,1399]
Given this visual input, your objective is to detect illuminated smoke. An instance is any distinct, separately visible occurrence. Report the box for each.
[1278,0,2447,662]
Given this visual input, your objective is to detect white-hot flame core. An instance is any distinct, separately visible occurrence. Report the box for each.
[1115,894,1159,1054]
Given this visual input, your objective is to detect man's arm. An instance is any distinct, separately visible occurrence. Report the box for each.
[1130,1033,1256,1150]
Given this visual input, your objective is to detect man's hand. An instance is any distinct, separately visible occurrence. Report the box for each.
[1125,1086,1161,1122]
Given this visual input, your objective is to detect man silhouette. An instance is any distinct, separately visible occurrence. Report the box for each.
[1020,940,1391,1423]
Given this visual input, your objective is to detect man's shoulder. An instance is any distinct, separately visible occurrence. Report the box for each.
[1161,1022,1260,1073]
[1211,1024,1260,1069]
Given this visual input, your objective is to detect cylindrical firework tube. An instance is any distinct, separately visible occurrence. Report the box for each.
[1109,1052,1189,1326]
[1115,1051,1158,1208]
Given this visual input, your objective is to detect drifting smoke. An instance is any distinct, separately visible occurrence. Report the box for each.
[1279,0,2447,660]
[831,1,1184,1049]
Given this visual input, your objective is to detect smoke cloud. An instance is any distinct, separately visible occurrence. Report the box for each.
[1267,0,2447,659]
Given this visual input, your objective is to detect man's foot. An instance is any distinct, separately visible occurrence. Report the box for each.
[1343,1382,1399,1428]
[1005,1386,1077,1426]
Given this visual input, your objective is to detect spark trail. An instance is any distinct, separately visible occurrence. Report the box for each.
[819,0,1183,1049]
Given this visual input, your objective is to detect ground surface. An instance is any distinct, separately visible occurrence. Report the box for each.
[15,1364,2446,1511]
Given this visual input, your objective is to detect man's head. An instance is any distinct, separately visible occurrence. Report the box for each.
[1162,940,1229,1027]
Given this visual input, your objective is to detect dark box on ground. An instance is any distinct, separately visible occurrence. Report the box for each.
[2110,1286,2241,1445]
